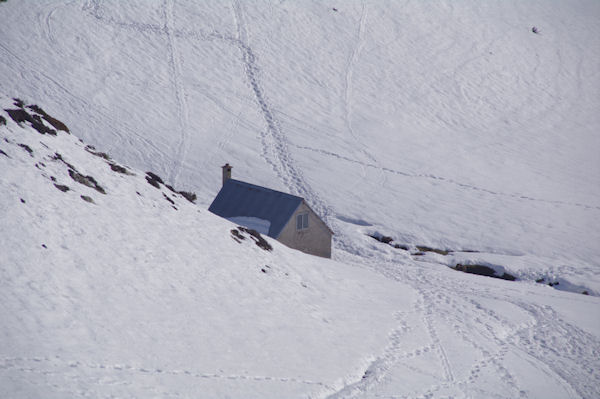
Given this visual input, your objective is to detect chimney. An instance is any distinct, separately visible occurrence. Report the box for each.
[222,163,232,186]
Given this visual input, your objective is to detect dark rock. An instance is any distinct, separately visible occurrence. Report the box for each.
[239,226,273,251]
[0,149,8,157]
[582,291,589,295]
[85,145,110,160]
[368,234,394,244]
[18,143,33,156]
[109,162,132,174]
[27,104,69,133]
[499,273,517,281]
[178,191,197,203]
[54,184,70,192]
[52,153,77,171]
[4,108,57,135]
[80,195,94,203]
[68,169,106,194]
[416,246,450,255]
[394,244,409,250]
[41,244,47,249]
[0,115,6,125]
[261,268,267,273]
[231,229,246,242]
[535,278,545,283]
[145,172,164,189]
[20,198,25,203]
[163,193,175,205]
[13,98,24,108]
[453,263,517,281]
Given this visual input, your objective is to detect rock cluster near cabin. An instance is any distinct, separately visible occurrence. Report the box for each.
[367,233,518,281]
[230,226,273,251]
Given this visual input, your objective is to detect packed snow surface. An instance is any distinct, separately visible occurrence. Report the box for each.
[1,0,599,398]
[227,216,272,236]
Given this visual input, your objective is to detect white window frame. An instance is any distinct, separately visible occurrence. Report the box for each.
[296,212,309,230]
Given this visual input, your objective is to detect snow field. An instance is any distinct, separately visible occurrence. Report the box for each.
[0,97,412,397]
[1,0,600,397]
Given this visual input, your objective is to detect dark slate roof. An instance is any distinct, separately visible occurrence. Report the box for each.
[208,179,303,238]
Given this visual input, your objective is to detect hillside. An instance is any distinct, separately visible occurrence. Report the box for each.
[1,1,599,398]
[0,96,415,398]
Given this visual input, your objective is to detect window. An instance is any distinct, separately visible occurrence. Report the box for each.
[296,213,309,230]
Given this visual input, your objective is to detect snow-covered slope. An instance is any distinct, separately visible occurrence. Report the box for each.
[0,96,413,398]
[1,0,600,398]
[1,0,598,292]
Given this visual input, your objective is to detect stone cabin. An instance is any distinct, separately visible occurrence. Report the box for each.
[209,164,333,258]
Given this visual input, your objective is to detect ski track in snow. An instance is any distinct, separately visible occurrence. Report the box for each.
[506,301,599,398]
[291,143,600,211]
[230,0,343,239]
[0,356,334,390]
[327,252,600,399]
[79,0,338,225]
[343,2,368,181]
[341,3,388,193]
[38,2,61,46]
[163,0,190,186]
[80,0,369,254]
[70,2,599,214]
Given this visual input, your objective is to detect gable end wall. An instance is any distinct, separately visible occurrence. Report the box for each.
[276,201,332,258]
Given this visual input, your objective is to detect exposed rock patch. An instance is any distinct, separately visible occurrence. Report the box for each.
[54,184,70,192]
[416,245,451,256]
[51,152,106,194]
[368,233,408,250]
[145,172,164,189]
[178,191,197,203]
[80,195,94,203]
[68,169,106,194]
[109,162,133,175]
[27,104,69,133]
[231,227,273,251]
[453,263,516,281]
[84,146,134,175]
[4,108,57,135]
[239,226,273,251]
[230,229,246,243]
[18,143,33,156]
[162,193,175,205]
[145,172,196,203]
[85,145,110,160]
